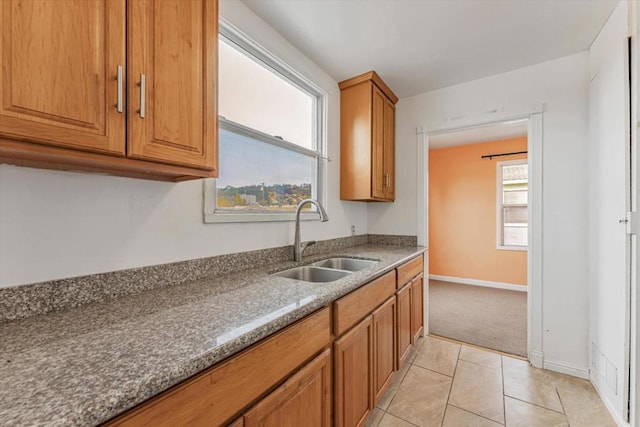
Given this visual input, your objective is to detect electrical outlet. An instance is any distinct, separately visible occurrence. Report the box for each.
[351,225,356,236]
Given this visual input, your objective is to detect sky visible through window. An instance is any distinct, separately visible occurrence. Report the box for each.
[218,39,314,149]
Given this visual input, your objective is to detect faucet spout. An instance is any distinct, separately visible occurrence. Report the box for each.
[294,199,329,262]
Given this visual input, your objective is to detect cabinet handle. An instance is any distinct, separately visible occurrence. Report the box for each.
[116,65,123,113]
[138,74,146,118]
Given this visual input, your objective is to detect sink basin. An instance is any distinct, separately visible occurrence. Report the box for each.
[310,257,379,272]
[272,266,352,282]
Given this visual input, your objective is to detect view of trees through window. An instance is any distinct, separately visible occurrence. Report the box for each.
[216,129,315,211]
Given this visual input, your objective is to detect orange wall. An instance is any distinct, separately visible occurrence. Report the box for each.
[429,137,527,285]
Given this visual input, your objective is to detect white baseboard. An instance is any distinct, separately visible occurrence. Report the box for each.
[429,274,527,292]
[590,374,629,427]
[544,359,590,379]
[529,349,544,368]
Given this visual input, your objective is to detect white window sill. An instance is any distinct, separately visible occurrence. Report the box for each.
[204,211,323,224]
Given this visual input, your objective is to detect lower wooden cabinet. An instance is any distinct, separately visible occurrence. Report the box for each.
[243,349,331,427]
[411,274,425,343]
[334,316,373,427]
[107,255,424,427]
[107,307,330,427]
[373,296,396,403]
[396,283,412,367]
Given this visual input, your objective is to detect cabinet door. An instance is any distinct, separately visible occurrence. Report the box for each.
[383,97,395,200]
[128,0,218,171]
[243,349,331,427]
[334,316,373,427]
[373,296,396,404]
[371,85,386,199]
[411,274,425,343]
[396,283,412,367]
[0,0,125,155]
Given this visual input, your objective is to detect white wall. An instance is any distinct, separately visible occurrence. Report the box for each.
[0,0,367,288]
[369,52,592,372]
[588,1,630,423]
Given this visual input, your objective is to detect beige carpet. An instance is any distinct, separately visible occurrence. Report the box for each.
[428,280,527,357]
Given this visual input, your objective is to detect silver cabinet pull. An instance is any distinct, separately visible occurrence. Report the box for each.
[116,65,123,113]
[138,74,146,118]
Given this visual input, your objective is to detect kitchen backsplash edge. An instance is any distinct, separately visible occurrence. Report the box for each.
[0,234,417,323]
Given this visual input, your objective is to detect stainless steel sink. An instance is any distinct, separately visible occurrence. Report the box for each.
[310,257,379,272]
[272,266,352,282]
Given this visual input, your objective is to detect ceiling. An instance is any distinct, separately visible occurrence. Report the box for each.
[241,0,619,98]
[429,120,528,149]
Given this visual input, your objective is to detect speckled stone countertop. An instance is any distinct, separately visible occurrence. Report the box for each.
[0,244,425,426]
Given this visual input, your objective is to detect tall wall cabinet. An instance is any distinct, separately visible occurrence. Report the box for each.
[339,71,398,201]
[0,0,218,181]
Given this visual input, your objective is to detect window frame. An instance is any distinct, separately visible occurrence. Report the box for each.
[496,159,529,251]
[204,19,328,224]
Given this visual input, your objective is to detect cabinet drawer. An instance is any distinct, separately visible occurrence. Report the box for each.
[109,307,331,427]
[396,255,424,288]
[334,271,396,337]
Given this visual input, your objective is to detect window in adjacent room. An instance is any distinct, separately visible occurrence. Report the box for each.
[204,21,327,223]
[497,159,528,249]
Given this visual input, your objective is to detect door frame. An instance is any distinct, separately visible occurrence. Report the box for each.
[416,107,543,366]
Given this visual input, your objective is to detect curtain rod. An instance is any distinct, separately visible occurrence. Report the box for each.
[481,150,527,160]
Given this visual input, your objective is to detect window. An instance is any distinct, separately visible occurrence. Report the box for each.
[204,20,327,223]
[497,160,528,249]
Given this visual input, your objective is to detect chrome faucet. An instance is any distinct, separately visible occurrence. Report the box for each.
[294,198,329,262]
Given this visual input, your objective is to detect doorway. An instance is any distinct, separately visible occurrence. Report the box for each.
[427,123,528,357]
[417,111,543,366]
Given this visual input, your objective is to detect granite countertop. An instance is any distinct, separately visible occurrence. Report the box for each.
[0,244,426,426]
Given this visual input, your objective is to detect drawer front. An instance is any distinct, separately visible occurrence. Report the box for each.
[334,270,396,337]
[109,306,331,427]
[396,255,424,288]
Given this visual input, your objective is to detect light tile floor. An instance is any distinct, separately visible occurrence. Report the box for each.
[367,335,616,427]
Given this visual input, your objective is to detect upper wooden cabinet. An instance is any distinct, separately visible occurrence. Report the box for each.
[340,71,397,202]
[127,0,217,170]
[0,0,218,181]
[0,0,126,155]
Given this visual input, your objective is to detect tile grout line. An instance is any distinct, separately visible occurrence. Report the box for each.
[382,410,421,427]
[410,363,455,379]
[457,357,502,371]
[501,354,507,426]
[447,403,506,426]
[502,394,567,415]
[381,338,424,425]
[554,387,572,426]
[439,343,462,426]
